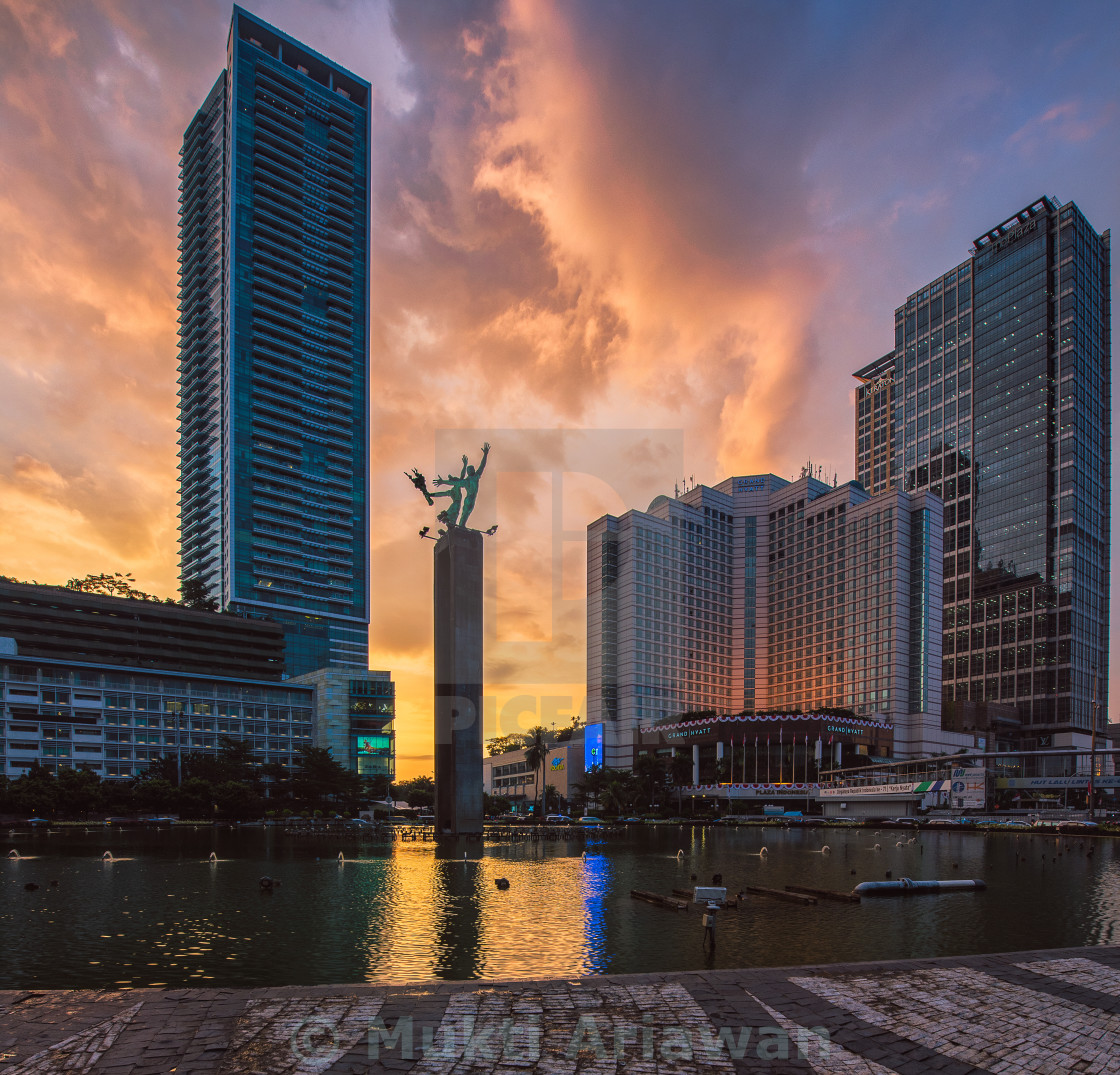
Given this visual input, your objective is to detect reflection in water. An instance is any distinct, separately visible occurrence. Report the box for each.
[2,826,1119,989]
[432,841,483,980]
[580,850,611,973]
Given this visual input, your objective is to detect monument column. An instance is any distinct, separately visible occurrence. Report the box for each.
[434,526,484,835]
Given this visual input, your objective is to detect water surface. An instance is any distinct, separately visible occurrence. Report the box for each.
[2,825,1116,988]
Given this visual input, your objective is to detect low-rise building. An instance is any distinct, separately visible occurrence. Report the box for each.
[0,643,314,779]
[483,727,586,814]
[0,580,285,680]
[1,639,395,781]
[638,711,892,787]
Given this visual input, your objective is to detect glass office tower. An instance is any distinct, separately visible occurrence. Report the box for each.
[855,197,1110,748]
[178,7,370,676]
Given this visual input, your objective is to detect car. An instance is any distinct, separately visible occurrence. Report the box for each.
[576,816,605,826]
[620,817,643,825]
[544,814,572,824]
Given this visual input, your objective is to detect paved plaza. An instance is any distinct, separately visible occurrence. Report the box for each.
[2,945,1120,1073]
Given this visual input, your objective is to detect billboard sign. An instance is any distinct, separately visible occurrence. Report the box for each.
[584,723,603,773]
[951,767,986,809]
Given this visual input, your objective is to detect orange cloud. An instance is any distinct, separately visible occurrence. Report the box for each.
[6,0,1117,771]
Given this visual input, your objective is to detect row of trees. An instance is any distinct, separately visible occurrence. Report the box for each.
[1,571,219,611]
[0,737,388,820]
[572,752,694,815]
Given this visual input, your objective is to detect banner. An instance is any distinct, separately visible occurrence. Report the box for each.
[951,767,986,809]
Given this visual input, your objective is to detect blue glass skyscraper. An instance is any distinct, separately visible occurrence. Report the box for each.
[178,7,370,676]
[855,197,1110,752]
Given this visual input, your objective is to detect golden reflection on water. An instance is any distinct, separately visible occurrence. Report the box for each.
[360,845,608,982]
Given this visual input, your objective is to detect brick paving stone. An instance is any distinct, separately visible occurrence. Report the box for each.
[0,945,1117,1073]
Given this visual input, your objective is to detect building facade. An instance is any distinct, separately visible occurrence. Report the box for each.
[854,352,897,497]
[0,640,396,782]
[178,7,371,676]
[0,580,285,681]
[637,712,893,787]
[587,474,954,768]
[0,645,315,780]
[290,667,395,780]
[854,197,1110,753]
[483,727,586,814]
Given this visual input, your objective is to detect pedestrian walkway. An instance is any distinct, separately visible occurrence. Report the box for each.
[2,945,1120,1073]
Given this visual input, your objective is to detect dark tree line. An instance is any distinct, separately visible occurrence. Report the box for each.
[0,737,388,821]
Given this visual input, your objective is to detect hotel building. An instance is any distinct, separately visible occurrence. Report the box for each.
[587,473,958,768]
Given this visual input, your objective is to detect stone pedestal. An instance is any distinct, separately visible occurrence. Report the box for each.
[434,527,484,835]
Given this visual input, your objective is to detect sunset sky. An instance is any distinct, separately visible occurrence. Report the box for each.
[1,0,1118,777]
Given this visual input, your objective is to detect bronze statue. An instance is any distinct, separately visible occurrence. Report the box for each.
[407,443,490,531]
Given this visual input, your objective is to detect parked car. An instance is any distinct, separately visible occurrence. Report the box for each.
[544,814,572,824]
[577,816,605,826]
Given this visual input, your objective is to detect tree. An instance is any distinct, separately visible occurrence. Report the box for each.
[133,778,177,815]
[55,767,103,818]
[10,764,58,817]
[486,733,528,757]
[293,746,363,809]
[484,793,511,817]
[181,736,259,787]
[393,775,434,809]
[553,715,583,743]
[633,752,666,811]
[363,773,392,801]
[179,577,219,611]
[63,572,163,602]
[523,726,551,816]
[178,777,215,819]
[141,754,182,787]
[541,782,560,816]
[213,735,258,784]
[668,750,694,813]
[214,780,260,820]
[260,761,291,801]
[599,769,640,815]
[572,765,606,814]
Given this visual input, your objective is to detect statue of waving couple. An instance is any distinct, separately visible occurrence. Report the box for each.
[406,442,490,530]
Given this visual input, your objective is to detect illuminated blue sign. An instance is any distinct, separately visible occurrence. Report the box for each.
[584,723,604,773]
